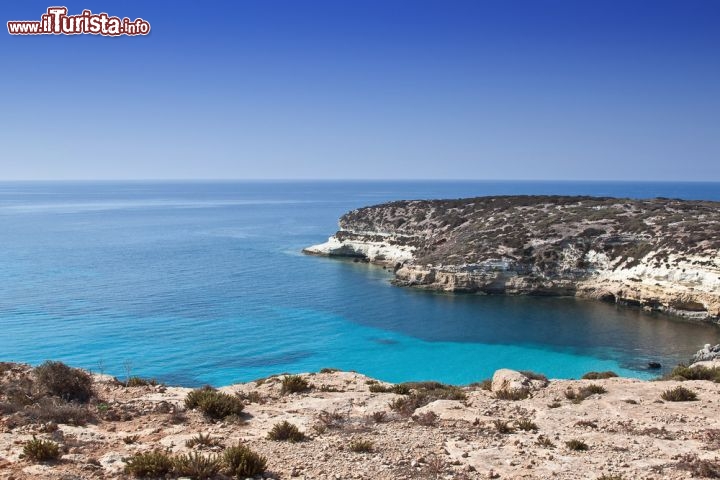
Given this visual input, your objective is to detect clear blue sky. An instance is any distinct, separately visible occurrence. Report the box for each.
[1,0,718,180]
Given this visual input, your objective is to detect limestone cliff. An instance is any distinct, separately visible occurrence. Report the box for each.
[304,195,720,321]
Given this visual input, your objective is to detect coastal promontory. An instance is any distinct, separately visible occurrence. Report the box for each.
[304,195,720,321]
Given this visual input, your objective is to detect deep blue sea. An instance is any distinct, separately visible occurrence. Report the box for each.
[1,181,719,386]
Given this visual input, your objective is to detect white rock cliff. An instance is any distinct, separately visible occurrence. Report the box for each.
[304,196,720,322]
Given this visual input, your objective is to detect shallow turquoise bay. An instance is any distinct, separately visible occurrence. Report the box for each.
[1,181,719,386]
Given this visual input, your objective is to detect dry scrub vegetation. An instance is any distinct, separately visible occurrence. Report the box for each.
[2,361,720,479]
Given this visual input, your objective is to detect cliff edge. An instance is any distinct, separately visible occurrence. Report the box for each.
[304,195,720,321]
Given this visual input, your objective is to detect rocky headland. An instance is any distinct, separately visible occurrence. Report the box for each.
[304,196,720,322]
[2,360,720,480]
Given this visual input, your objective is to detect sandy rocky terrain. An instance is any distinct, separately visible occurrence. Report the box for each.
[2,359,720,480]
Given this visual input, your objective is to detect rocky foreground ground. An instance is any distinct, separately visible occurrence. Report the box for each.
[2,361,720,480]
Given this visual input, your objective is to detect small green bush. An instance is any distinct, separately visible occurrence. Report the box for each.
[389,393,430,416]
[3,377,35,410]
[236,390,264,404]
[575,420,598,429]
[474,379,493,391]
[493,419,514,434]
[584,384,607,395]
[519,370,549,383]
[184,386,216,409]
[312,423,327,435]
[316,409,345,429]
[660,385,698,402]
[398,381,465,400]
[516,418,538,431]
[22,437,60,462]
[582,371,618,380]
[566,439,589,451]
[185,387,244,420]
[222,443,267,478]
[536,436,555,448]
[390,384,412,395]
[675,453,720,478]
[368,411,387,423]
[35,361,93,403]
[125,450,174,477]
[24,398,94,426]
[173,452,220,479]
[349,439,374,453]
[495,388,529,401]
[319,367,339,373]
[664,365,720,382]
[125,377,158,387]
[267,420,306,442]
[564,389,581,402]
[185,433,223,449]
[413,410,438,426]
[565,384,606,403]
[369,382,412,394]
[318,384,339,392]
[281,375,310,395]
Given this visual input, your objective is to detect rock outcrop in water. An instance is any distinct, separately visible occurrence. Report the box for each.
[304,195,720,322]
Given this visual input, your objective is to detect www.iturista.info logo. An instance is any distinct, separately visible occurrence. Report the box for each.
[7,7,150,36]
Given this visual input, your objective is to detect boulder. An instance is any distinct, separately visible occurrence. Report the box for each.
[691,360,720,370]
[491,369,531,394]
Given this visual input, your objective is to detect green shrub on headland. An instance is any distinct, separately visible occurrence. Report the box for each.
[22,437,60,462]
[582,371,618,380]
[663,365,720,383]
[35,361,93,403]
[185,386,244,420]
[223,443,267,478]
[660,386,698,402]
[281,375,311,395]
[267,420,306,442]
[125,445,266,479]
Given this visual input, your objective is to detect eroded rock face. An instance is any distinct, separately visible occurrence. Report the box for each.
[304,196,720,321]
[693,344,720,363]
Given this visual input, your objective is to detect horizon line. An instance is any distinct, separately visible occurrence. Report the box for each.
[1,178,720,183]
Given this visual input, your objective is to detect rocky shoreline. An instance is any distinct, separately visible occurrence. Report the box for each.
[2,360,720,480]
[304,196,720,322]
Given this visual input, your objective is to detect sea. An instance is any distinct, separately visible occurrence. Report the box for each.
[1,180,719,387]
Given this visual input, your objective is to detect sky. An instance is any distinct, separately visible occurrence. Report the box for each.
[0,0,719,181]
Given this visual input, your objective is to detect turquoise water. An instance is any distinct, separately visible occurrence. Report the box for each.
[1,181,719,386]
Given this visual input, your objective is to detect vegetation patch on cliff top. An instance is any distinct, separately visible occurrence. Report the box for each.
[338,195,720,270]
